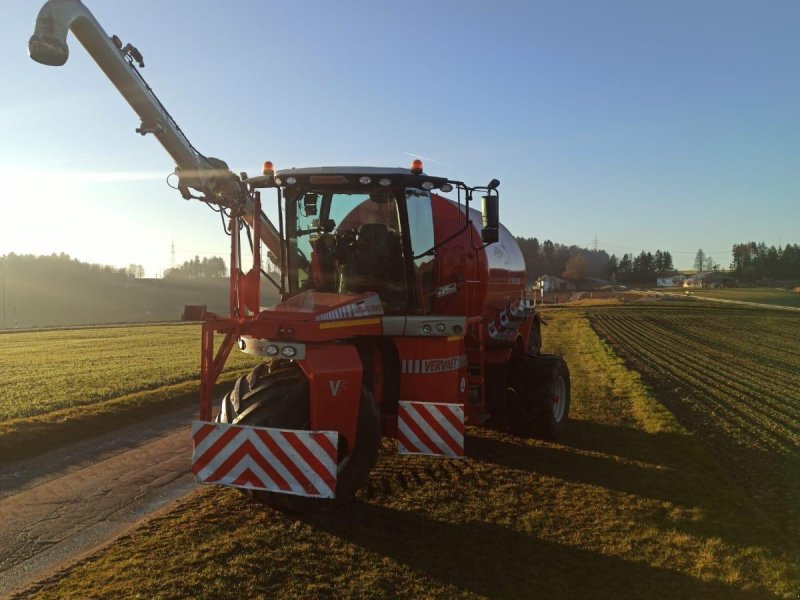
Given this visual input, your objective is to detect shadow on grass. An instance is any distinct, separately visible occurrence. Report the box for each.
[469,424,799,560]
[585,312,800,541]
[306,501,770,600]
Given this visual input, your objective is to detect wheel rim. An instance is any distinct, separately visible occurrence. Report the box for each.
[552,376,567,422]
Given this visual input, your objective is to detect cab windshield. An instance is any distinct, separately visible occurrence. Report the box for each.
[287,190,408,313]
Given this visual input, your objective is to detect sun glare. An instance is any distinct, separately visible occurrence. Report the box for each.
[0,166,167,272]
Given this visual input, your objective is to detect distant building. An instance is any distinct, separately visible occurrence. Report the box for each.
[683,271,737,288]
[536,275,576,292]
[656,275,686,287]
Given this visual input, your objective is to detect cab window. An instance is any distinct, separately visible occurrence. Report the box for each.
[405,188,436,310]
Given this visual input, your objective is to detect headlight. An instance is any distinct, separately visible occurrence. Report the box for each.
[280,346,297,358]
[265,344,280,356]
[435,322,446,333]
[286,176,297,185]
[359,176,371,184]
[421,181,434,190]
[422,324,432,334]
[378,178,391,187]
[440,183,453,193]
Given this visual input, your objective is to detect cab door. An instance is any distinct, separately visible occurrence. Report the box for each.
[405,188,436,313]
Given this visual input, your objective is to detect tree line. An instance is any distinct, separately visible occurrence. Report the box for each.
[0,253,230,284]
[165,256,227,279]
[0,253,136,286]
[730,242,800,281]
[515,237,679,285]
[515,237,615,282]
[615,250,675,283]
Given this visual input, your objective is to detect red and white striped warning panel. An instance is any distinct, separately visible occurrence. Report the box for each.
[191,421,338,498]
[397,401,464,458]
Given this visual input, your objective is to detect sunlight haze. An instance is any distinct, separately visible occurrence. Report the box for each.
[1,0,798,275]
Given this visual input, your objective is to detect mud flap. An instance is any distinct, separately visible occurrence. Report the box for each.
[191,421,338,498]
[397,401,465,458]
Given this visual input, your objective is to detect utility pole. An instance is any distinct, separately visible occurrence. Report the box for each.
[171,240,176,269]
[1,275,5,330]
[593,234,598,252]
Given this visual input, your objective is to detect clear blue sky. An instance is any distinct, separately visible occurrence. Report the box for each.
[1,0,798,275]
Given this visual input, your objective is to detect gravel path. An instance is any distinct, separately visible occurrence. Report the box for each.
[0,404,202,597]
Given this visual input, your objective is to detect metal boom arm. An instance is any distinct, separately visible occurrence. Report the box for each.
[28,0,283,264]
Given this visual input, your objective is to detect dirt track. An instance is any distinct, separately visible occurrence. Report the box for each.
[0,405,199,597]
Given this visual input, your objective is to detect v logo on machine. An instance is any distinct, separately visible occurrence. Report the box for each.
[329,379,348,396]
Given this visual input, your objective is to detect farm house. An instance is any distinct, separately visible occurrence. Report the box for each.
[656,275,687,287]
[683,272,738,288]
[536,274,576,292]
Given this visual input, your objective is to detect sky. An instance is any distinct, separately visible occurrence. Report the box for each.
[1,0,798,275]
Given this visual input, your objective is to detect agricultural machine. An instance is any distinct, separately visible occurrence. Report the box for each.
[29,0,570,511]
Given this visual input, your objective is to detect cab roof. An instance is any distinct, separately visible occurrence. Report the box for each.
[245,166,452,191]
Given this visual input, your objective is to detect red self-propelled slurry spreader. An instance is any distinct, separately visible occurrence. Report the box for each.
[29,0,570,512]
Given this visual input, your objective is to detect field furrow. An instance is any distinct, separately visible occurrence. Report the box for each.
[591,315,799,453]
[594,312,800,415]
[588,304,800,544]
[606,316,800,432]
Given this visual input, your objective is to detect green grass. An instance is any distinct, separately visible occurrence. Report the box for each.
[0,324,260,422]
[0,323,262,464]
[688,287,800,307]
[25,308,799,599]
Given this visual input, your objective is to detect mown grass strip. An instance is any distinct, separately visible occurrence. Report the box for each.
[23,308,799,599]
[688,287,800,308]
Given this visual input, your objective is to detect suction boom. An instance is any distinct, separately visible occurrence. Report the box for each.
[29,0,283,264]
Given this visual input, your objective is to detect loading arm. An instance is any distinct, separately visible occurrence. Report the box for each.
[28,0,283,265]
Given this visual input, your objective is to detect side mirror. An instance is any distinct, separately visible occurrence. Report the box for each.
[481,194,499,244]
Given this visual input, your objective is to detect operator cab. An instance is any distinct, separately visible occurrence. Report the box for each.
[251,166,453,315]
[274,167,445,314]
[247,160,499,314]
[293,188,406,311]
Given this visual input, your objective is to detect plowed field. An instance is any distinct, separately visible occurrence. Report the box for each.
[589,304,800,539]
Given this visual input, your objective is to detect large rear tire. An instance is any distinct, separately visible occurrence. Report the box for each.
[508,353,570,440]
[527,316,542,355]
[218,361,380,513]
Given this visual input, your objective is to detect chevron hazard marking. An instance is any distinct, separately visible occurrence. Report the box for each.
[191,421,338,498]
[397,401,464,458]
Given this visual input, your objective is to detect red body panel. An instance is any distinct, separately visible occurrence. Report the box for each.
[393,335,467,415]
[298,345,363,457]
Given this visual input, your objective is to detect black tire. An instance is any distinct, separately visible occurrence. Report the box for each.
[217,361,380,513]
[508,353,570,440]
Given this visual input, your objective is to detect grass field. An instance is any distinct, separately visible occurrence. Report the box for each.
[0,324,260,421]
[686,287,800,308]
[24,306,799,599]
[0,324,261,464]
